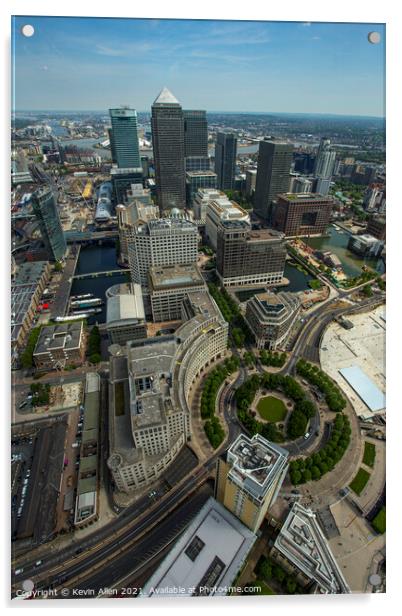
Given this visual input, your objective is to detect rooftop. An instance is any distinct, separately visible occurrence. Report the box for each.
[278,192,334,203]
[153,86,180,106]
[141,497,257,597]
[34,322,83,355]
[227,434,289,501]
[149,263,205,291]
[13,261,49,286]
[339,365,385,413]
[274,503,350,594]
[106,284,145,324]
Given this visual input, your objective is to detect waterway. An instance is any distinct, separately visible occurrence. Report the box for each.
[303,225,385,277]
[70,245,128,324]
[235,262,313,302]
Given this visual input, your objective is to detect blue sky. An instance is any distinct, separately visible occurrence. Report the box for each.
[12,17,385,116]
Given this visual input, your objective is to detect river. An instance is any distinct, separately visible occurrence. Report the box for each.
[70,245,128,324]
[304,225,384,277]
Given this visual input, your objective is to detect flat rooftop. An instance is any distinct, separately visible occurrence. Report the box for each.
[339,366,385,412]
[274,503,350,594]
[149,263,205,290]
[278,192,334,203]
[34,322,83,355]
[227,434,289,501]
[13,261,49,286]
[141,497,257,597]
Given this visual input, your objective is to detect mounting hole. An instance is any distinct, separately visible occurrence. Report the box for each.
[21,24,35,37]
[368,31,381,44]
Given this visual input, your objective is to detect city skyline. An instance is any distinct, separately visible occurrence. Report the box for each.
[12,17,385,117]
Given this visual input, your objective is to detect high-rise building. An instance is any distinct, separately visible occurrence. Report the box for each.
[290,176,313,194]
[245,291,301,350]
[216,220,286,287]
[109,107,141,169]
[254,140,293,222]
[185,156,211,172]
[149,263,206,322]
[186,170,217,206]
[31,186,67,262]
[245,168,257,197]
[272,193,334,237]
[126,218,199,288]
[205,196,250,250]
[111,167,143,204]
[151,87,186,210]
[214,132,237,191]
[215,434,289,533]
[183,110,208,158]
[313,138,336,196]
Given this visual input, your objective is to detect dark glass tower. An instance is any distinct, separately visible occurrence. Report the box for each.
[109,107,141,169]
[254,140,293,222]
[31,186,67,262]
[183,110,208,157]
[214,132,237,191]
[151,87,186,211]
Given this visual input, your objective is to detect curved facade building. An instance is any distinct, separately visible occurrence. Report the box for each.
[107,290,228,493]
[245,290,301,350]
[94,182,113,222]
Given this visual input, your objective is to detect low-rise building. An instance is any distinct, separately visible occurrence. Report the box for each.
[149,263,206,322]
[106,283,147,345]
[245,291,301,350]
[347,233,384,258]
[271,503,350,594]
[33,322,85,370]
[366,216,386,240]
[74,373,100,526]
[192,188,225,220]
[215,434,289,533]
[141,497,257,597]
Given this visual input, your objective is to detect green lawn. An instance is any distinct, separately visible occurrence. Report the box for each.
[371,507,386,534]
[349,468,371,496]
[363,442,376,468]
[257,396,287,423]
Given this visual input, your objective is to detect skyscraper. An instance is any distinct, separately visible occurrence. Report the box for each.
[214,132,237,191]
[151,87,186,211]
[215,434,289,533]
[313,137,336,196]
[31,186,67,262]
[254,139,293,222]
[183,110,208,158]
[109,107,141,169]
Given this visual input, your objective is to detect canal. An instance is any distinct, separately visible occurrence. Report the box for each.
[235,262,314,302]
[70,244,129,324]
[304,225,385,277]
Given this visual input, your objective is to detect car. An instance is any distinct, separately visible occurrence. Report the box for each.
[304,432,310,440]
[18,401,28,409]
[14,568,24,575]
[35,560,42,567]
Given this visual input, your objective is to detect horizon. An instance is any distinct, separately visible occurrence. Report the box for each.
[12,17,385,117]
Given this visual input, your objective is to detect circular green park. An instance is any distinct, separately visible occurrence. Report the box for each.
[256,396,287,423]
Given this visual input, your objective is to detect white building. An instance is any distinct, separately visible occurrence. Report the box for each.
[141,497,257,597]
[205,197,250,250]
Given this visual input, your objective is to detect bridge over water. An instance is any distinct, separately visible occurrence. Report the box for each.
[72,269,128,281]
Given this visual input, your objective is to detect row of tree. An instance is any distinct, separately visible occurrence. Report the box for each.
[87,325,101,364]
[260,350,287,368]
[296,359,346,412]
[207,283,254,347]
[20,327,41,369]
[200,356,240,449]
[254,556,305,595]
[289,413,351,485]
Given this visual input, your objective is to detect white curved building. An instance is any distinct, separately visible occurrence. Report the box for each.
[107,290,228,493]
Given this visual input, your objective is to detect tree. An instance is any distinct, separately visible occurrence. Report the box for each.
[89,353,101,364]
[311,466,322,481]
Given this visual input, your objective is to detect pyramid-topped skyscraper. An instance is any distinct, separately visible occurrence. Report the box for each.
[151,87,186,210]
